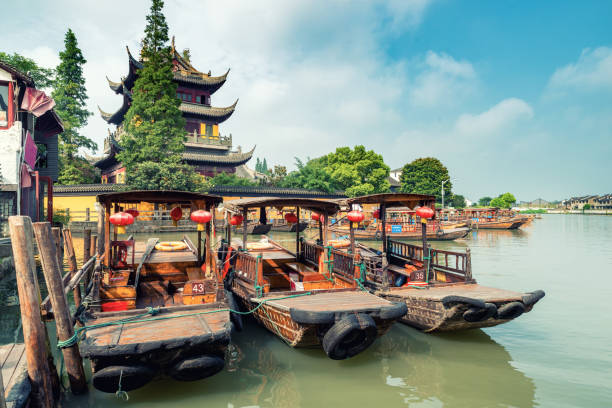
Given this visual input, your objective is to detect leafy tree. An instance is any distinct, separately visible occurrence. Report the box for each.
[118,0,194,190]
[52,29,98,184]
[400,157,451,202]
[451,194,467,209]
[281,157,337,193]
[255,158,262,173]
[325,146,390,197]
[583,204,591,210]
[490,192,516,209]
[125,162,210,191]
[478,196,493,206]
[0,52,55,88]
[267,165,287,186]
[208,172,256,187]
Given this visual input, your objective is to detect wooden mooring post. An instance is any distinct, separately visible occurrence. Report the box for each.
[0,365,6,408]
[51,227,62,272]
[8,217,56,408]
[83,229,91,290]
[62,229,82,308]
[33,222,87,395]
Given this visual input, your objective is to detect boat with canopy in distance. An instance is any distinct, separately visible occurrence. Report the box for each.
[339,193,545,332]
[462,207,528,229]
[78,191,233,393]
[220,197,407,360]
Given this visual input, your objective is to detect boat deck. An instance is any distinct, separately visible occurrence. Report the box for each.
[82,307,229,350]
[1,343,28,402]
[133,242,197,264]
[388,284,523,302]
[252,290,396,312]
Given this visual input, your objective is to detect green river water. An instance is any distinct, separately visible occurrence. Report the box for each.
[1,214,611,407]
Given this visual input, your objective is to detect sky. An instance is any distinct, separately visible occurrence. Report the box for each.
[2,0,611,202]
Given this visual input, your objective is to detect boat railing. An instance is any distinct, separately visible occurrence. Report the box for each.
[387,239,472,281]
[300,240,324,268]
[329,248,358,282]
[234,251,263,287]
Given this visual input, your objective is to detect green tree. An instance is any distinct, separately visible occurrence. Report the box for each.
[583,203,591,210]
[262,158,269,174]
[118,0,195,191]
[267,165,287,186]
[52,29,98,184]
[0,52,55,88]
[490,192,516,209]
[118,0,185,171]
[478,196,493,206]
[325,146,390,197]
[451,194,467,209]
[400,157,451,202]
[255,158,262,173]
[208,172,256,187]
[281,157,338,193]
[125,162,210,191]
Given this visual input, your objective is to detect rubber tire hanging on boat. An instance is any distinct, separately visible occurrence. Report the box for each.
[441,295,486,310]
[225,290,243,332]
[522,290,545,307]
[168,355,225,381]
[92,365,155,393]
[322,313,378,360]
[463,302,497,322]
[497,301,526,320]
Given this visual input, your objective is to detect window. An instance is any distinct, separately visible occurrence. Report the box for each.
[206,124,212,136]
[186,94,192,102]
[196,95,201,104]
[35,143,48,168]
[0,82,11,128]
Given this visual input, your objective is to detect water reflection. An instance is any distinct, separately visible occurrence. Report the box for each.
[374,325,536,408]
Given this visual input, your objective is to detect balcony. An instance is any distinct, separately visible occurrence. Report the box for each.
[186,131,232,146]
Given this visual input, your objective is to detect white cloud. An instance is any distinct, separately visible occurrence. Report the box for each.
[454,98,533,136]
[409,51,477,107]
[549,46,612,90]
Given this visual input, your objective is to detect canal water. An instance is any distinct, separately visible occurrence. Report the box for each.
[1,214,611,407]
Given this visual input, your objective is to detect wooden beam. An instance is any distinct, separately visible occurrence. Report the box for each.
[63,229,81,307]
[33,222,87,395]
[8,217,55,408]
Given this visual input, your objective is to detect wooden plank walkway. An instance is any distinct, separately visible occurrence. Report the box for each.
[0,343,27,400]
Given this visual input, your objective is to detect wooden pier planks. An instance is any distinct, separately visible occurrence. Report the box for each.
[0,344,27,399]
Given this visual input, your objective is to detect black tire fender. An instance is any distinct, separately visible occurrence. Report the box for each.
[92,365,155,393]
[497,301,525,320]
[168,355,225,381]
[322,313,378,360]
[522,290,545,307]
[290,308,335,324]
[225,290,243,332]
[377,302,408,320]
[463,302,497,322]
[441,295,486,310]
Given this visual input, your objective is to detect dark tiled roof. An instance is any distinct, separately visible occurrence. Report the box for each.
[0,61,34,86]
[54,184,119,193]
[179,100,237,123]
[173,69,228,88]
[183,146,254,165]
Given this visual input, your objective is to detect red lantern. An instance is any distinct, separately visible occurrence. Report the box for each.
[416,206,434,221]
[110,212,134,235]
[285,212,298,224]
[347,210,365,223]
[170,206,183,227]
[229,214,244,226]
[373,209,380,219]
[191,210,212,231]
[125,208,139,218]
[311,212,320,221]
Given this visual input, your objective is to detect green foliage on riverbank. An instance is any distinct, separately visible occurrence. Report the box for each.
[399,157,451,202]
[519,209,546,214]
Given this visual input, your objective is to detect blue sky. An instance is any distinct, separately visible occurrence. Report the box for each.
[2,0,611,201]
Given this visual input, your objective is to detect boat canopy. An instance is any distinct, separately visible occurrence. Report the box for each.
[97,190,223,205]
[341,193,435,209]
[225,197,340,214]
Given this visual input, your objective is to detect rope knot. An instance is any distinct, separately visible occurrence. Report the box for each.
[147,307,160,316]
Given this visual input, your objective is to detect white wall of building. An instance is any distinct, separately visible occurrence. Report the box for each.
[0,121,22,185]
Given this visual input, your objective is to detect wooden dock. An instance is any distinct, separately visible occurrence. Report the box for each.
[0,343,29,408]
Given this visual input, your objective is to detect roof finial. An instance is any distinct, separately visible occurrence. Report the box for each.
[171,35,175,51]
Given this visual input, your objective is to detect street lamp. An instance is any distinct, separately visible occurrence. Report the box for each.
[441,179,449,208]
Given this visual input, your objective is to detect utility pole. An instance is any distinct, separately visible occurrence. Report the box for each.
[441,179,449,208]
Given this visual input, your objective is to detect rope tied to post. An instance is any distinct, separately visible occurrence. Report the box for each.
[115,369,129,401]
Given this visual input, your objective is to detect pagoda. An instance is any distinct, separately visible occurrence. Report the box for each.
[95,38,254,184]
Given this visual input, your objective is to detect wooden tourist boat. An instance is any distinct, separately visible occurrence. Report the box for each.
[341,193,545,332]
[221,197,407,360]
[462,208,527,230]
[78,191,233,393]
[270,219,309,233]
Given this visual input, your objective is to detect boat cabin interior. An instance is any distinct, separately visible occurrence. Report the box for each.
[341,194,474,289]
[223,197,362,296]
[97,190,224,312]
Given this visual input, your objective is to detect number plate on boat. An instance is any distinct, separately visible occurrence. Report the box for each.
[191,282,206,294]
[412,270,425,281]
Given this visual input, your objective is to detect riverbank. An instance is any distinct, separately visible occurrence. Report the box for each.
[547,209,612,215]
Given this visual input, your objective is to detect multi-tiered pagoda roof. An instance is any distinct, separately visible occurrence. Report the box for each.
[95,38,254,183]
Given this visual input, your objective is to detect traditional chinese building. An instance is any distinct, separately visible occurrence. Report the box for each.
[95,38,254,183]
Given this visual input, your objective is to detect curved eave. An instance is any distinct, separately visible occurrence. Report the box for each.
[183,146,254,166]
[93,151,119,169]
[180,99,237,123]
[98,92,130,125]
[106,76,123,93]
[173,68,229,94]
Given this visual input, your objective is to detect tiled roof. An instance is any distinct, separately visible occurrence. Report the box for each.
[183,146,253,165]
[179,100,237,123]
[54,184,119,193]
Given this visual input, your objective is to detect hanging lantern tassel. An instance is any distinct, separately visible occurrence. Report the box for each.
[170,206,183,227]
[191,210,212,231]
[110,212,134,235]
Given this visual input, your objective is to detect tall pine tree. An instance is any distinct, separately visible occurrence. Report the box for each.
[52,29,98,184]
[118,0,185,170]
